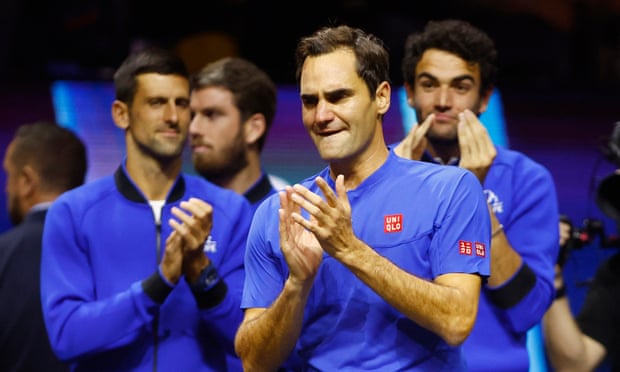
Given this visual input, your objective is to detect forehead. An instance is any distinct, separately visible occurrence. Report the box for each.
[190,86,233,106]
[135,73,189,97]
[416,49,481,82]
[300,49,362,94]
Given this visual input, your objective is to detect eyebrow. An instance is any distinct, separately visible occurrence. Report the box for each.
[301,88,353,100]
[417,72,476,84]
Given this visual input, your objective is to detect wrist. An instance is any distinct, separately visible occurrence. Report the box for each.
[189,261,221,293]
[183,254,209,283]
[491,224,504,238]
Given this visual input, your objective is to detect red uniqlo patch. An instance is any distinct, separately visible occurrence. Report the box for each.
[459,240,473,255]
[475,242,486,257]
[384,214,403,233]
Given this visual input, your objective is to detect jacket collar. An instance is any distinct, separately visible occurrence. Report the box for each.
[114,165,186,204]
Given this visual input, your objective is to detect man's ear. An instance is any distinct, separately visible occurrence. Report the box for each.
[18,165,38,198]
[111,100,130,130]
[376,81,391,115]
[478,87,494,114]
[244,113,266,146]
[404,82,415,107]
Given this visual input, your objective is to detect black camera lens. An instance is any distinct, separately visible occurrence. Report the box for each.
[596,172,620,222]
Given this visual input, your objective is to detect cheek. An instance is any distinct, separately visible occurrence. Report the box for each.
[454,94,480,112]
[411,93,434,109]
[301,110,315,129]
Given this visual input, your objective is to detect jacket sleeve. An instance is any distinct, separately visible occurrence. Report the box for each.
[485,162,559,333]
[40,196,163,361]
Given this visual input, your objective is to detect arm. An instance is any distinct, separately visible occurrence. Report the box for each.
[40,198,173,361]
[235,279,312,372]
[339,241,481,346]
[484,165,558,332]
[459,111,559,331]
[542,265,606,371]
[235,188,322,371]
[287,175,483,346]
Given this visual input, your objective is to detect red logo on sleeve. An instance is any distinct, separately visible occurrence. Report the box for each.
[384,214,403,233]
[475,242,486,257]
[459,240,473,255]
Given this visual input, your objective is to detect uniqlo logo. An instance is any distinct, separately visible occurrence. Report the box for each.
[384,214,402,233]
[459,240,473,255]
[475,242,486,257]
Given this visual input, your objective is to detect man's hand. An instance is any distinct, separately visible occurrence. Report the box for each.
[169,197,213,282]
[394,114,434,160]
[457,109,496,184]
[279,186,323,286]
[289,175,360,262]
[160,231,184,284]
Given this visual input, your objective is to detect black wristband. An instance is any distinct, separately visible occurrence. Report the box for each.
[486,263,537,309]
[142,271,174,304]
[554,286,567,300]
[189,262,228,309]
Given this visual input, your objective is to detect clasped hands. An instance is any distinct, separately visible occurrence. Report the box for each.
[161,197,213,284]
[279,175,359,287]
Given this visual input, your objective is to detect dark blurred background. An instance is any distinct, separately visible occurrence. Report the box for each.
[1,0,620,90]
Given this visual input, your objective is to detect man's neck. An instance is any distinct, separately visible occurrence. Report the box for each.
[125,156,182,200]
[329,141,389,190]
[213,164,262,196]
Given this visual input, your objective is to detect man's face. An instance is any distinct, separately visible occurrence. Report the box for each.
[2,141,23,225]
[189,86,247,180]
[407,49,489,142]
[299,49,386,162]
[124,73,191,161]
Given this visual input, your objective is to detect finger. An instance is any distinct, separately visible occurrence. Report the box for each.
[280,186,299,216]
[166,230,181,244]
[278,207,290,250]
[314,176,338,207]
[179,198,213,223]
[169,218,188,237]
[416,113,434,138]
[334,174,351,216]
[457,112,474,158]
[463,109,495,156]
[171,206,192,224]
[169,211,204,250]
[292,182,327,211]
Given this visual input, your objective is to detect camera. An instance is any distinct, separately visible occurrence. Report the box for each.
[558,122,620,267]
[558,215,620,267]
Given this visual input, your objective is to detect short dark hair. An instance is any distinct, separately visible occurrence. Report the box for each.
[10,121,87,193]
[191,57,277,151]
[295,24,391,99]
[401,19,498,95]
[113,47,189,105]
